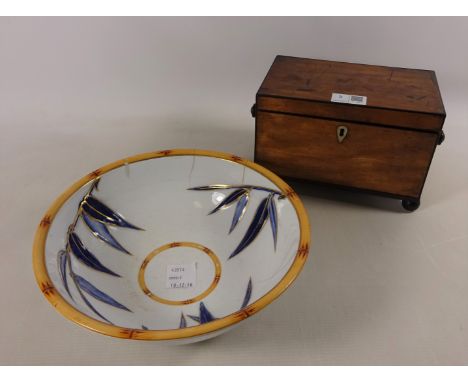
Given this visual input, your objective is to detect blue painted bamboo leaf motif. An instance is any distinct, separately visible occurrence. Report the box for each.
[68,232,121,277]
[208,188,246,215]
[82,196,143,230]
[56,178,141,324]
[179,313,187,328]
[189,185,283,258]
[241,277,253,309]
[188,185,233,191]
[199,302,215,324]
[74,284,112,324]
[82,212,131,255]
[229,192,249,234]
[229,195,271,259]
[268,196,278,250]
[68,264,112,324]
[74,274,131,312]
[57,250,73,301]
[187,314,200,323]
[189,184,282,195]
[187,302,216,325]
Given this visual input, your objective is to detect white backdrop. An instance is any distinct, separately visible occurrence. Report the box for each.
[1,17,467,365]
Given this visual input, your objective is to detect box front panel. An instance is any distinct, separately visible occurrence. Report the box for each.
[255,111,438,198]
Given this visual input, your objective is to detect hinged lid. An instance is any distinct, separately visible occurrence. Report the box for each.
[257,56,446,132]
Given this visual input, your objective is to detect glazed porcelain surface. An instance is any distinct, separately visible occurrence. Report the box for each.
[33,150,310,342]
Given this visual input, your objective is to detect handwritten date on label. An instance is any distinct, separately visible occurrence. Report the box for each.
[166,263,196,289]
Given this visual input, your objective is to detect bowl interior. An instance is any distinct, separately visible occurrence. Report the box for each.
[43,154,303,333]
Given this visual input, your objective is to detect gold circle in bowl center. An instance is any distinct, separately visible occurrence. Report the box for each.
[138,242,222,306]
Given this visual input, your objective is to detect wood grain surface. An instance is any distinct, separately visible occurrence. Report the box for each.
[257,96,444,132]
[255,111,438,198]
[259,56,446,118]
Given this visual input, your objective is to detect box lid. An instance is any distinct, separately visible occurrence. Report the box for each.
[257,56,446,131]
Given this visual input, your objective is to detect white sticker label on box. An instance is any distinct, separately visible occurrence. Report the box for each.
[331,92,367,105]
[166,263,196,289]
[331,93,351,103]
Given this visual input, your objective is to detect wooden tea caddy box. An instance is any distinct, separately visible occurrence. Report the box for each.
[252,56,446,211]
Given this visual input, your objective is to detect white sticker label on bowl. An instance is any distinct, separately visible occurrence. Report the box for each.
[331,92,367,105]
[166,263,196,289]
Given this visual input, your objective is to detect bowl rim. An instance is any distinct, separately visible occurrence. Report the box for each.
[32,149,310,340]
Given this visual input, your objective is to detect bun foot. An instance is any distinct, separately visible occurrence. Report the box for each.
[402,199,420,212]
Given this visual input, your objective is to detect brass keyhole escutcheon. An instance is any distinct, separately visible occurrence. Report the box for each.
[337,125,348,143]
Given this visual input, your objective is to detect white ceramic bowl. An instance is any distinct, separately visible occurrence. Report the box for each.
[33,150,310,342]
